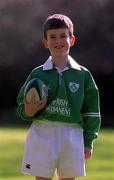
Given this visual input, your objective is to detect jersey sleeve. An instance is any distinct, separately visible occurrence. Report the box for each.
[17,72,34,120]
[82,69,101,148]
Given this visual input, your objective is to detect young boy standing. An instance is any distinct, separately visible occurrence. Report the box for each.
[17,14,101,180]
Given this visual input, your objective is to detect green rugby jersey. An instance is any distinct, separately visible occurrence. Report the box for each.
[17,55,101,147]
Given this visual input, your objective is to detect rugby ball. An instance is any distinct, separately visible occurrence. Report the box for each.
[24,78,48,103]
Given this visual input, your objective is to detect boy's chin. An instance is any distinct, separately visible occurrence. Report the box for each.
[51,52,69,58]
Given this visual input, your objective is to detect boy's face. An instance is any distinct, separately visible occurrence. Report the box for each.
[43,28,75,59]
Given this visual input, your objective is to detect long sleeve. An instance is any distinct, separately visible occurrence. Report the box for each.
[17,73,34,120]
[82,70,101,148]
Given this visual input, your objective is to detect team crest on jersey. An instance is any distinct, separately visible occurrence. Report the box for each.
[69,82,79,93]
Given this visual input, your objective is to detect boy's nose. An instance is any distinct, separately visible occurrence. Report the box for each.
[55,37,62,43]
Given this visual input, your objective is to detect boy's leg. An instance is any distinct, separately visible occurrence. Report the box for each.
[56,125,85,179]
[36,177,75,180]
[59,178,75,180]
[36,176,52,180]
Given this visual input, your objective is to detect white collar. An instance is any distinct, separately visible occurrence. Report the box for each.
[43,55,81,71]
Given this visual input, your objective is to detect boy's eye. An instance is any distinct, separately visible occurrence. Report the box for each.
[61,35,67,38]
[49,34,68,39]
[50,36,56,39]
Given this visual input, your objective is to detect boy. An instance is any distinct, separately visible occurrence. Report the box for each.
[17,14,101,180]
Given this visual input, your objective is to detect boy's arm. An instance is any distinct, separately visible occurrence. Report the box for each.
[17,73,33,120]
[82,69,101,149]
[17,71,40,120]
[17,70,47,120]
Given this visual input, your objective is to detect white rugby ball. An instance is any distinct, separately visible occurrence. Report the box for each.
[24,78,48,103]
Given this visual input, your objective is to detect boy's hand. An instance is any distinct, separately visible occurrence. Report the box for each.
[84,147,93,160]
[24,94,47,117]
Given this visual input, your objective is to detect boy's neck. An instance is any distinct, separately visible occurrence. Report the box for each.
[52,56,69,70]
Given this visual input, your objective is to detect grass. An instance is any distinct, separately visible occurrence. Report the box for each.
[0,127,114,180]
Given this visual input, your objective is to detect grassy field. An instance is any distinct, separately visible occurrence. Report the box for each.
[0,127,114,180]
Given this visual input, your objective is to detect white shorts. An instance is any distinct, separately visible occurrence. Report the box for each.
[22,120,86,178]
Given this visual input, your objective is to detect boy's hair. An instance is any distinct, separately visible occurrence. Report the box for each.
[43,14,74,39]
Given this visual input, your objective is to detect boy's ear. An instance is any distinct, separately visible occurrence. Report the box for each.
[70,35,75,47]
[42,38,48,48]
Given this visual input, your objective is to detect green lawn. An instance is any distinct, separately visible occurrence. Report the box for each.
[0,127,114,180]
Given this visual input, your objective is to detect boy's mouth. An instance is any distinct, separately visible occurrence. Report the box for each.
[54,45,64,49]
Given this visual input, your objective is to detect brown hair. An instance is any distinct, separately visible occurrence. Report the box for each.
[43,14,74,39]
